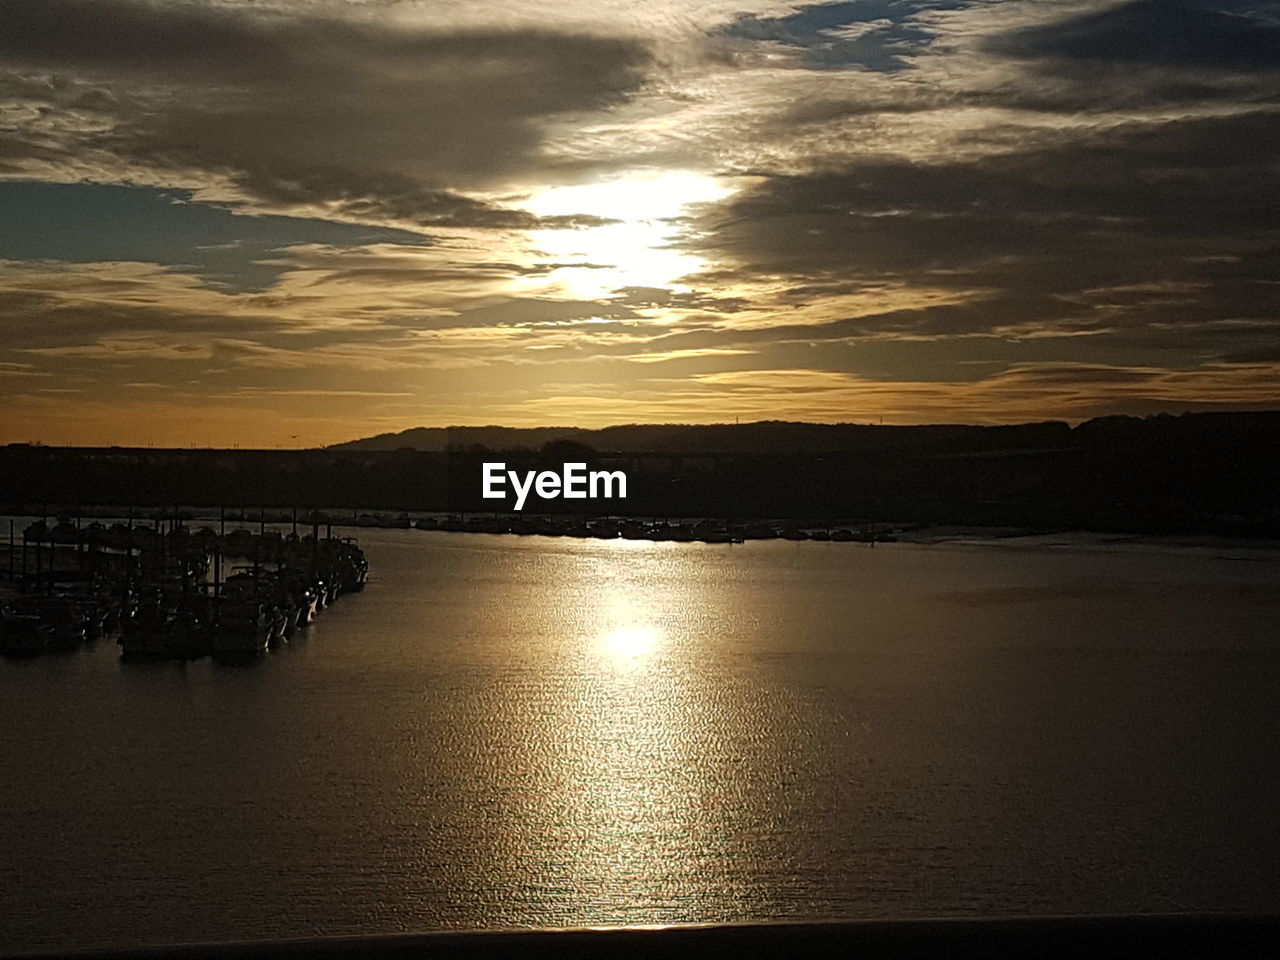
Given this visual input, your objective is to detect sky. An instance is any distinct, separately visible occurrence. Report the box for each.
[1,0,1279,447]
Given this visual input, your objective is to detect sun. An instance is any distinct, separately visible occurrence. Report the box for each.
[519,171,736,299]
[527,171,730,223]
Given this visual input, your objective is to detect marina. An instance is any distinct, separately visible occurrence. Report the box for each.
[0,497,918,662]
[0,513,367,661]
[0,506,898,663]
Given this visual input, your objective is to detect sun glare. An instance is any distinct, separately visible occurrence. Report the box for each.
[594,589,665,669]
[521,172,736,299]
[603,626,660,661]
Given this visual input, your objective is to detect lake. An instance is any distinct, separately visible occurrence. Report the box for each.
[3,530,1279,954]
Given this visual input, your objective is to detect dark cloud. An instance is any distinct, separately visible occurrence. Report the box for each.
[1219,337,1280,363]
[757,2,1280,122]
[689,109,1280,360]
[988,1,1280,72]
[0,0,654,224]
[0,287,276,351]
[992,364,1163,386]
[205,167,618,231]
[979,0,1280,112]
[703,109,1280,274]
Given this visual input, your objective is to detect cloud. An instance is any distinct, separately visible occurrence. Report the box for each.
[0,0,655,225]
[687,108,1280,354]
[612,285,750,312]
[721,0,1280,162]
[0,360,49,377]
[978,0,1280,112]
[4,0,1280,437]
[988,1,1280,72]
[623,347,757,363]
[441,297,640,330]
[680,362,1280,423]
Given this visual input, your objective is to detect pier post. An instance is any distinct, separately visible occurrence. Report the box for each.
[38,503,46,582]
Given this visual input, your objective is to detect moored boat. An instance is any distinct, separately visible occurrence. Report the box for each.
[10,597,86,650]
[0,614,52,656]
[210,598,272,656]
[120,612,210,660]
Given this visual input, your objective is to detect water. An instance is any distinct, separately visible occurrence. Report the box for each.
[3,531,1280,954]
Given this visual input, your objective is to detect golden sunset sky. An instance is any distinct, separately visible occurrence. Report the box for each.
[2,0,1279,446]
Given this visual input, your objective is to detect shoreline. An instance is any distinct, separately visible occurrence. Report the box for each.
[890,526,1280,558]
[4,511,1280,559]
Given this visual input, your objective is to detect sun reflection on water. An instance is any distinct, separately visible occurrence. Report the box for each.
[602,625,659,663]
[468,542,768,924]
[596,592,664,671]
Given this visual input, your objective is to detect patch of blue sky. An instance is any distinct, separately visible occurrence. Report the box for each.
[0,180,430,292]
[721,0,972,72]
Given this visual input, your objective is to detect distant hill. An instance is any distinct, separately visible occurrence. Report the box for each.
[7,410,1280,535]
[327,419,1078,455]
[329,426,588,453]
[329,411,1280,456]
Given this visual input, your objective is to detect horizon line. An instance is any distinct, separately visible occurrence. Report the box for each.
[6,407,1279,454]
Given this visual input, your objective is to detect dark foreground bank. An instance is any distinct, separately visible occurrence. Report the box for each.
[11,916,1280,960]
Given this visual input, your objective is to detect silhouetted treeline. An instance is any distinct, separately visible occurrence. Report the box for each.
[3,411,1280,536]
[331,419,1074,455]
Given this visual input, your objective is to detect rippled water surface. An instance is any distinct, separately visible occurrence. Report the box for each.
[4,531,1280,953]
